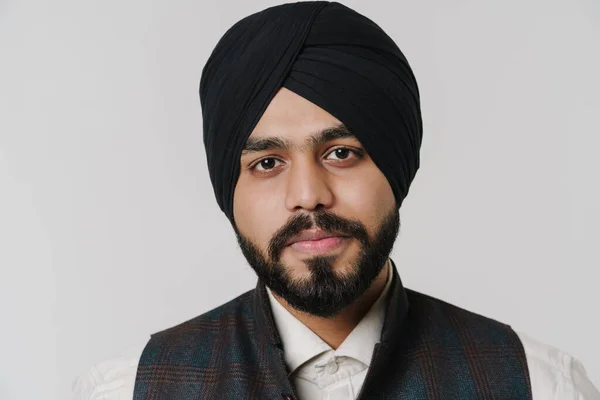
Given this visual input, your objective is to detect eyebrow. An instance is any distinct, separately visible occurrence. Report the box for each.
[241,124,356,155]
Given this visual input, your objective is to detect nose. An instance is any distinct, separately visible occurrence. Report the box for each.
[284,158,334,212]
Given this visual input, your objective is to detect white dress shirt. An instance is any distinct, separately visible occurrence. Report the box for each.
[263,259,395,400]
[72,260,600,399]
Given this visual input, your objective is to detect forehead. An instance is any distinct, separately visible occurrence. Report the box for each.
[248,87,343,141]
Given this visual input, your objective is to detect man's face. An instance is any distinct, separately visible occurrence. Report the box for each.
[232,87,399,317]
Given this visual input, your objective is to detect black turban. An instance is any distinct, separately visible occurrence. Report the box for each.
[199,1,422,225]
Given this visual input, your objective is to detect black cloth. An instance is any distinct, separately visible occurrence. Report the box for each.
[133,259,532,399]
[199,1,422,225]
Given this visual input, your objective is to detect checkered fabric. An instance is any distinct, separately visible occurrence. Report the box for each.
[134,260,532,399]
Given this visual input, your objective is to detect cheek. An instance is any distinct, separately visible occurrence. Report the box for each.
[233,180,285,246]
[336,168,395,224]
[330,174,395,247]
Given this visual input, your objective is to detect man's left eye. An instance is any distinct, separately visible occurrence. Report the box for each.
[326,147,354,160]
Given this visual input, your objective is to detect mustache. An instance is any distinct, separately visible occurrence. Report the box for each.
[267,208,370,262]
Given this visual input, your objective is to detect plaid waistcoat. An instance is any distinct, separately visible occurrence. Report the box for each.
[134,260,532,399]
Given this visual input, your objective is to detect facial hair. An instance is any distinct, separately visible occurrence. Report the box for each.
[234,206,400,318]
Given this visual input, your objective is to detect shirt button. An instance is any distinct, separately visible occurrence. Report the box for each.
[326,359,339,374]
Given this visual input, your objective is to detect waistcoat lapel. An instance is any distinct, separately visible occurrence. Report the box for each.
[252,278,300,399]
[355,258,409,398]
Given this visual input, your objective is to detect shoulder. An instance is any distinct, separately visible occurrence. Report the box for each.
[406,289,503,323]
[405,290,600,398]
[70,342,144,400]
[515,331,600,399]
[71,288,256,399]
[149,288,256,342]
[405,289,515,336]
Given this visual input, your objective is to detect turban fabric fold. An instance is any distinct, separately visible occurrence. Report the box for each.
[199,1,422,225]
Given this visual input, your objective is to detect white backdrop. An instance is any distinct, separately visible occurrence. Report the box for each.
[1,0,599,399]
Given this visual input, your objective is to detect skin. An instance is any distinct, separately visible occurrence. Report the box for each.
[232,87,397,349]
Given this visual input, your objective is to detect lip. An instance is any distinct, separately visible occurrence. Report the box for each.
[289,236,349,254]
[286,229,350,255]
[286,229,349,246]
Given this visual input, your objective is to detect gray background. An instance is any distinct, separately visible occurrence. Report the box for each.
[1,0,599,399]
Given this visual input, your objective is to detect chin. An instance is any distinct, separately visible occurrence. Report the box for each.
[283,248,357,276]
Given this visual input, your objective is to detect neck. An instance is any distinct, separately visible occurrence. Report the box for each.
[271,259,390,349]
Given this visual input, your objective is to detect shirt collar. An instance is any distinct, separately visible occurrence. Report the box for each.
[265,258,394,374]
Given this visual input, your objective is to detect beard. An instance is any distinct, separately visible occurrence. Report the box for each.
[233,206,400,318]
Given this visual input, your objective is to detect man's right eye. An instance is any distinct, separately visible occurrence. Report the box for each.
[251,158,283,172]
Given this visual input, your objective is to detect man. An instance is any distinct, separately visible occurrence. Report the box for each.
[73,2,599,399]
